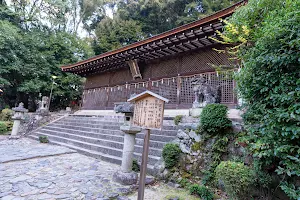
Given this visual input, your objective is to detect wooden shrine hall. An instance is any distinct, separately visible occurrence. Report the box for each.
[61,1,244,110]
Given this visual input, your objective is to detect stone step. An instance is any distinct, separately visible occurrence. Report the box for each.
[50,123,178,137]
[27,135,122,165]
[59,118,179,130]
[33,132,160,166]
[42,126,175,143]
[39,126,167,149]
[29,135,158,175]
[34,129,162,157]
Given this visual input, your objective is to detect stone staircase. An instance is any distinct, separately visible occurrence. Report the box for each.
[28,115,178,175]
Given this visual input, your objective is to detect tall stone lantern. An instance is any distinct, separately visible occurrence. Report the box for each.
[113,101,142,185]
[10,102,28,139]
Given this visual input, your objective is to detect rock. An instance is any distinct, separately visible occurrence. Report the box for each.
[113,171,138,185]
[177,130,189,140]
[186,164,192,171]
[107,192,119,199]
[179,143,191,154]
[145,176,155,185]
[167,182,180,188]
[189,130,201,142]
[116,188,130,194]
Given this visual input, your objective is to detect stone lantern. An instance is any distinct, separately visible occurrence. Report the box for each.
[113,101,142,185]
[10,102,28,139]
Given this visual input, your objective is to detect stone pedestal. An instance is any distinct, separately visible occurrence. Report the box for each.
[11,119,21,137]
[121,133,136,172]
[113,125,141,185]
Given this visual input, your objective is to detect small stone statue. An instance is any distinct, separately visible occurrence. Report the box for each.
[191,76,221,108]
[36,96,49,116]
[41,96,49,110]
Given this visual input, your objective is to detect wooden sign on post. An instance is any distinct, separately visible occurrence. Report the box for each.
[128,91,169,200]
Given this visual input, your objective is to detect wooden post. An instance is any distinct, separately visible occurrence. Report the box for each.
[127,91,169,200]
[137,129,151,200]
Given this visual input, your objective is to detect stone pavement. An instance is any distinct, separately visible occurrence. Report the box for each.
[0,138,131,200]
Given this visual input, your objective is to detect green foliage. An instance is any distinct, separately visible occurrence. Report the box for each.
[200,104,232,134]
[215,161,254,199]
[93,18,144,55]
[202,135,229,185]
[39,136,49,143]
[174,115,183,126]
[132,159,140,172]
[3,121,13,131]
[162,143,181,169]
[117,0,240,37]
[221,0,300,198]
[191,142,202,152]
[1,108,13,121]
[0,15,93,111]
[177,178,191,188]
[189,184,214,200]
[0,121,8,134]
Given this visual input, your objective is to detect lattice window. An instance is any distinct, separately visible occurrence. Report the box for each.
[110,68,132,85]
[151,77,177,105]
[151,58,179,78]
[84,73,110,89]
[179,72,234,105]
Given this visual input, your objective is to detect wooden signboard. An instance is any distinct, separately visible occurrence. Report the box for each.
[127,91,169,200]
[132,96,165,129]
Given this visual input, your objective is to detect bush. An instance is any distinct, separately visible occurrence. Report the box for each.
[200,104,232,134]
[189,184,214,200]
[4,121,13,131]
[162,143,181,168]
[132,159,140,172]
[39,135,49,143]
[1,108,13,121]
[215,161,253,199]
[214,0,300,197]
[174,115,183,125]
[0,121,8,134]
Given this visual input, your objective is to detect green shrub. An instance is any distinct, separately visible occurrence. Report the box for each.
[174,115,183,125]
[39,135,49,143]
[200,104,231,134]
[132,159,140,172]
[189,184,213,200]
[0,121,8,134]
[1,108,13,121]
[162,143,181,168]
[215,161,253,199]
[216,0,300,197]
[191,142,202,152]
[177,178,191,188]
[4,121,13,131]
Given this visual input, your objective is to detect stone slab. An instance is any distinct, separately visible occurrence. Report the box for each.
[0,138,76,163]
[0,139,131,199]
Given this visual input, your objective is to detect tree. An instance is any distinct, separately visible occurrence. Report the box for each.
[0,2,94,111]
[93,17,144,54]
[213,0,300,198]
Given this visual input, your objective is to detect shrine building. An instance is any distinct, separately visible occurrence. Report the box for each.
[61,2,244,112]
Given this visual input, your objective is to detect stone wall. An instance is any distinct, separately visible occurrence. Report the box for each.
[19,112,65,136]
